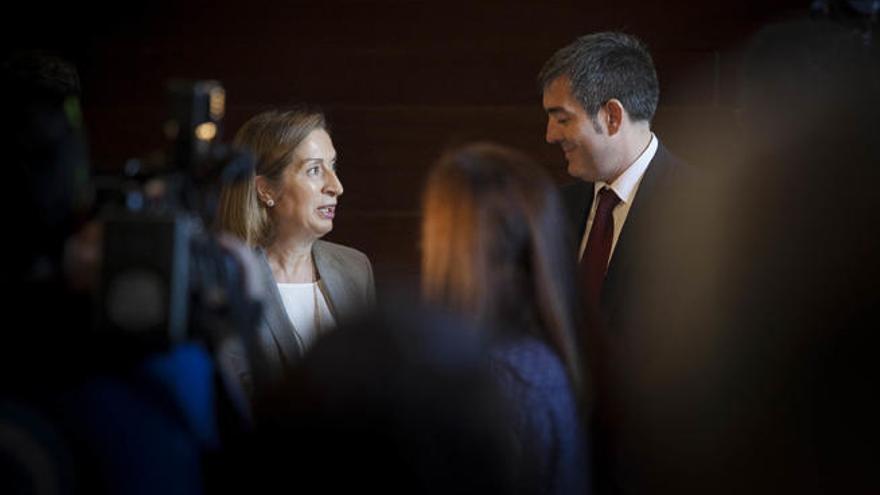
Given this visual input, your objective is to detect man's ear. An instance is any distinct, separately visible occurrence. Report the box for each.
[604,99,625,136]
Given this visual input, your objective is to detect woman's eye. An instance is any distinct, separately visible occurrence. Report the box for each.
[307,166,320,176]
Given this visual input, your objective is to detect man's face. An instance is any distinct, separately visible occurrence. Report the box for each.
[543,76,613,183]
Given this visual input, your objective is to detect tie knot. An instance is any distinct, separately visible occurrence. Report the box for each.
[596,187,620,215]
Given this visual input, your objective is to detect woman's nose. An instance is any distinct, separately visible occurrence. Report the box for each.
[324,169,343,197]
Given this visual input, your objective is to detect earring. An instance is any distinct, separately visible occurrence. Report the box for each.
[266,199,275,207]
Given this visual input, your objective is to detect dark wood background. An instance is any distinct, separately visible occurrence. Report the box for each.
[10,0,808,294]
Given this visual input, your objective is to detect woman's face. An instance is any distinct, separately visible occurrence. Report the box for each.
[263,128,342,243]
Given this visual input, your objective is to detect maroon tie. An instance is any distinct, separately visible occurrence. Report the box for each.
[579,188,623,495]
[581,187,621,311]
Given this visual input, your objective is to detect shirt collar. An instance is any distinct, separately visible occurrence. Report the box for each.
[594,133,658,205]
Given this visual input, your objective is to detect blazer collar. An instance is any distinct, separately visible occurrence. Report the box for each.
[254,248,303,365]
[313,240,354,321]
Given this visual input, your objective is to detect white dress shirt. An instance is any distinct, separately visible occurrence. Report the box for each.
[578,134,658,262]
[277,280,336,350]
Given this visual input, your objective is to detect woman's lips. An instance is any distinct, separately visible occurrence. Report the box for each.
[317,205,336,219]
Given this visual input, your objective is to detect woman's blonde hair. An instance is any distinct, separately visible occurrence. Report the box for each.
[421,142,583,392]
[216,109,326,246]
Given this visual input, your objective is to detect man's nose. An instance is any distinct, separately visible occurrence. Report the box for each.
[545,120,560,144]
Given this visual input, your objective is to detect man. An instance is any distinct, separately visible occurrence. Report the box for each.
[539,31,689,337]
[538,32,693,494]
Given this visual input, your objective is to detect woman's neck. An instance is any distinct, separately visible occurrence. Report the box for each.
[265,238,317,283]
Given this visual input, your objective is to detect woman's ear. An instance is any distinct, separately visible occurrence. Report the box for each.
[254,175,275,206]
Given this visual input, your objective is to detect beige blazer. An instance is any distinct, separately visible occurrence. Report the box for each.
[230,240,375,397]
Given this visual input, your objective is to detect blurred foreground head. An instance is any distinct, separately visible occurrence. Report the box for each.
[621,18,880,495]
[2,50,90,284]
[241,303,521,494]
[420,142,582,390]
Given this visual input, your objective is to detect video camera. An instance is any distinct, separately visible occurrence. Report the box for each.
[96,80,258,351]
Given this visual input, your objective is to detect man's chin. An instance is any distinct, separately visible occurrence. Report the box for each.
[566,161,595,182]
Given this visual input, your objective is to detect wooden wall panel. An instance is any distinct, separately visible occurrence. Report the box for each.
[10,0,809,293]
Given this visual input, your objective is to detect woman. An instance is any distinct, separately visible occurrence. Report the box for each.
[217,109,375,393]
[421,142,588,494]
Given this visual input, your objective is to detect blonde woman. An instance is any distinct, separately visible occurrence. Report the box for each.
[217,109,374,394]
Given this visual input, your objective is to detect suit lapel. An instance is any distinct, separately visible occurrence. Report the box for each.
[606,143,674,274]
[603,143,678,323]
[607,157,653,276]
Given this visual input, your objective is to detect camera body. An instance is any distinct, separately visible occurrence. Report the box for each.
[96,80,255,350]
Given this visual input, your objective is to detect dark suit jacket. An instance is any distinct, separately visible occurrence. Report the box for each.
[562,141,689,337]
[562,141,694,495]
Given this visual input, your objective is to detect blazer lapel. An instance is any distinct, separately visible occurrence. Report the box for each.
[313,241,351,321]
[255,249,304,365]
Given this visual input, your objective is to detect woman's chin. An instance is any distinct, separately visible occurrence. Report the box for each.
[315,223,333,238]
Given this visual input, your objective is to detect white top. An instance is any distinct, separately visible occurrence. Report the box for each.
[578,134,659,262]
[277,281,336,351]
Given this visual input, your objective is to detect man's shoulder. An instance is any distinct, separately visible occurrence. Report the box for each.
[642,141,703,196]
[651,141,689,175]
